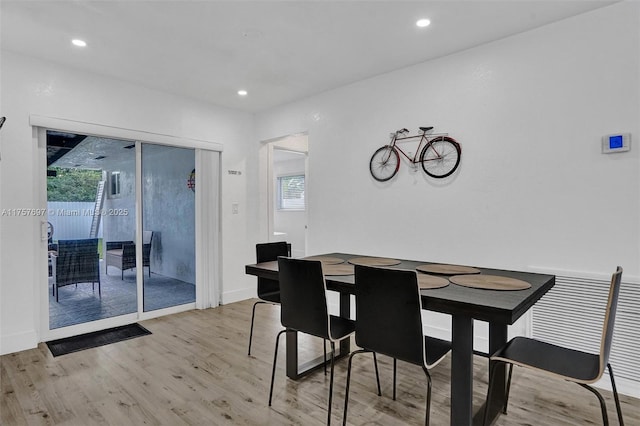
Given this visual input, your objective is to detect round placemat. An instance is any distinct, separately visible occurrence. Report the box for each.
[449,274,531,290]
[303,256,345,265]
[322,263,355,276]
[348,257,401,266]
[416,264,481,275]
[417,273,449,289]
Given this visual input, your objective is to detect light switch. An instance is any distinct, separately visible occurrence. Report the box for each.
[232,203,239,214]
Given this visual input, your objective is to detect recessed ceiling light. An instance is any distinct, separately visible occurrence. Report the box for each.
[416,19,431,28]
[72,39,87,47]
[237,90,248,96]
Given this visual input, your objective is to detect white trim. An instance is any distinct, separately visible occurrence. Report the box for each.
[195,149,221,309]
[42,313,139,342]
[37,127,49,342]
[138,302,196,321]
[267,143,275,240]
[29,115,223,152]
[529,266,640,284]
[222,287,256,305]
[0,330,39,355]
[593,373,640,399]
[135,142,144,314]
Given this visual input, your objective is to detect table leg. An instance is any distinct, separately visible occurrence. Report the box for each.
[339,292,351,355]
[285,329,299,379]
[285,292,351,380]
[474,323,508,425]
[451,315,474,426]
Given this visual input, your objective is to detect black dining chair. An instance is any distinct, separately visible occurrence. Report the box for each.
[483,266,625,426]
[269,257,381,425]
[247,241,290,356]
[343,265,452,426]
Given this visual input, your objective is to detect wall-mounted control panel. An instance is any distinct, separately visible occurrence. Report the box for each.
[602,133,631,153]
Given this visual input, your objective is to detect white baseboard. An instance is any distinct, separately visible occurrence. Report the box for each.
[593,372,640,399]
[221,287,256,305]
[0,330,38,355]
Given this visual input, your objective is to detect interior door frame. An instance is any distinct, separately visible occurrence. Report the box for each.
[262,133,309,254]
[33,115,221,342]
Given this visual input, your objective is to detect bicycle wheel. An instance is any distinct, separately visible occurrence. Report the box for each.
[370,145,400,182]
[419,136,461,178]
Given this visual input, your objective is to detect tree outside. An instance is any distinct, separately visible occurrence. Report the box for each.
[47,167,102,202]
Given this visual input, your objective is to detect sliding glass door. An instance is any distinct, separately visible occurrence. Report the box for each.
[38,118,220,342]
[141,144,196,311]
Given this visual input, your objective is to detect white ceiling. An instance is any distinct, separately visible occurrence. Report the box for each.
[1,1,617,113]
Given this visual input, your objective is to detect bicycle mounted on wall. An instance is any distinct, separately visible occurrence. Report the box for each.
[369,126,461,181]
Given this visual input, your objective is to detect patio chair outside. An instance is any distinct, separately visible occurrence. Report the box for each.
[105,231,153,279]
[51,238,101,302]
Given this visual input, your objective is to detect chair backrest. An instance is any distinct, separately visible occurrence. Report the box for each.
[55,239,100,285]
[599,266,623,374]
[57,238,99,257]
[143,231,153,245]
[277,257,330,340]
[256,242,290,297]
[354,265,425,366]
[142,231,153,264]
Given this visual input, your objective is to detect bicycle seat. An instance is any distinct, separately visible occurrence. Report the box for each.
[420,126,434,132]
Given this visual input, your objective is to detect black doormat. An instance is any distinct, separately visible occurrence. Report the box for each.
[46,323,151,357]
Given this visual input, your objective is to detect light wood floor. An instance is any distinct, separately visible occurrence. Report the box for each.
[2,299,637,425]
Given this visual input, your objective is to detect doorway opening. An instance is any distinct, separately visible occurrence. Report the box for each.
[267,134,308,258]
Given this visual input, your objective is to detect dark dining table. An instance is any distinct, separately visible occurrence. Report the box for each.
[245,252,555,426]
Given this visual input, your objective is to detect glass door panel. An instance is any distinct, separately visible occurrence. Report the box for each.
[46,132,137,328]
[141,144,196,311]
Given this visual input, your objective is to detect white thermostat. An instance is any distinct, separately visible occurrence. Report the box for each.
[602,133,631,153]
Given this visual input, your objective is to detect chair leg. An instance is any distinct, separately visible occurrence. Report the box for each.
[608,363,624,426]
[579,383,609,426]
[248,301,266,356]
[327,341,336,425]
[372,352,381,396]
[393,357,397,401]
[503,363,514,414]
[324,339,327,375]
[422,366,432,426]
[343,349,369,426]
[268,329,287,406]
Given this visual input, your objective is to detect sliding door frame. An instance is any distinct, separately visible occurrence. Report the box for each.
[33,115,222,342]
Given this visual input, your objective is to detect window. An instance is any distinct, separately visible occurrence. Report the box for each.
[110,171,121,197]
[277,174,305,210]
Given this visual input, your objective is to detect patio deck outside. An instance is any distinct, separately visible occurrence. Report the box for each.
[49,260,195,329]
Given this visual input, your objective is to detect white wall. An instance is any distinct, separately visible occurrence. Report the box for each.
[256,2,639,276]
[255,3,639,352]
[0,51,259,354]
